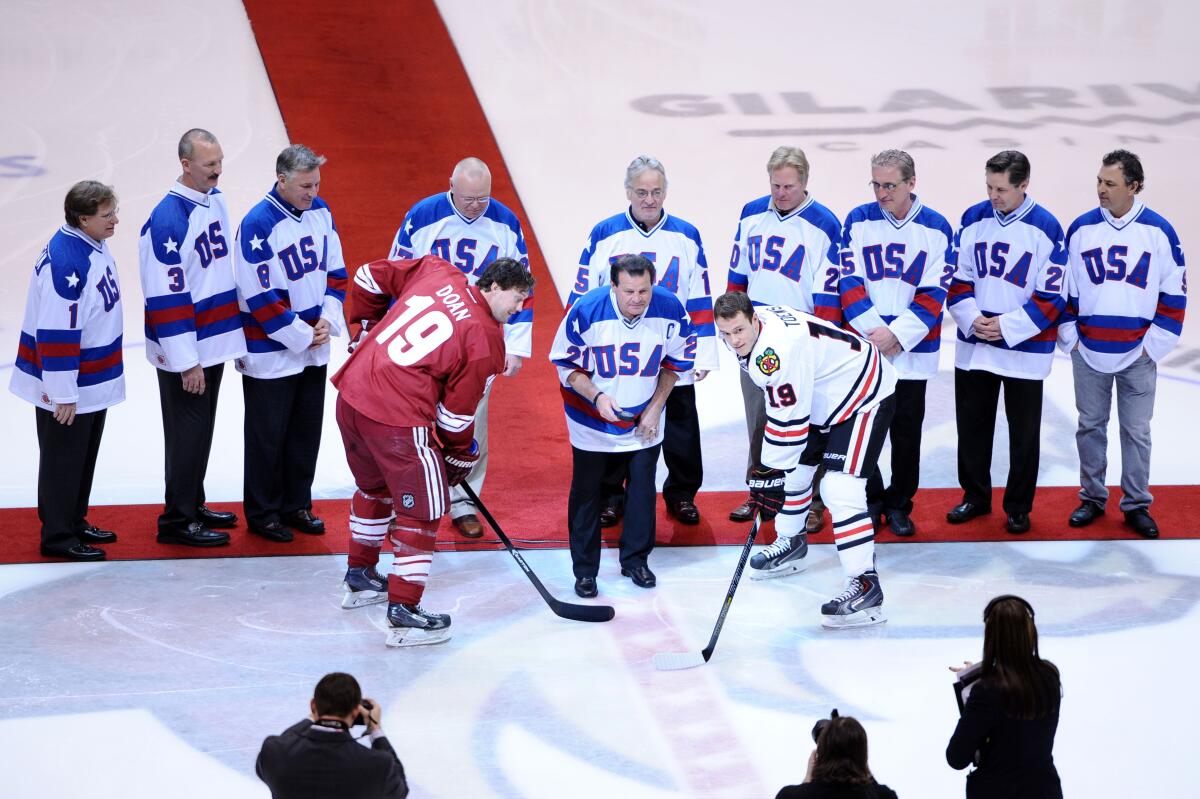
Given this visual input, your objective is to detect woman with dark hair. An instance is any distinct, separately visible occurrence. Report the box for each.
[9,180,125,560]
[776,715,898,799]
[947,594,1063,798]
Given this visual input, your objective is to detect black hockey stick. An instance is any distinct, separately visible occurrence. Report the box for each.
[460,483,615,623]
[653,512,762,670]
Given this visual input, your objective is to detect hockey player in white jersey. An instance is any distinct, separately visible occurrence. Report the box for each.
[1059,149,1186,538]
[839,150,954,538]
[139,129,246,548]
[386,157,532,538]
[726,147,844,528]
[567,156,716,527]
[714,292,897,628]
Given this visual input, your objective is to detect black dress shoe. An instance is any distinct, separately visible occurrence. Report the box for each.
[574,576,598,598]
[599,504,621,528]
[887,509,916,537]
[249,521,294,542]
[666,498,701,525]
[1124,508,1159,539]
[40,543,106,561]
[79,523,117,544]
[729,497,754,523]
[947,502,991,524]
[197,505,238,529]
[281,509,324,535]
[1005,512,1031,534]
[1069,501,1105,528]
[620,564,657,588]
[157,522,231,547]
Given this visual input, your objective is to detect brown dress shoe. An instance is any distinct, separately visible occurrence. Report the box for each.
[453,514,484,538]
[729,497,754,522]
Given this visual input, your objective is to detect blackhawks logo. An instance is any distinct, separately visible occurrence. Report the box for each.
[756,347,781,376]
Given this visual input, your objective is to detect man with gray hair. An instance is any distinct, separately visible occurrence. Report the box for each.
[838,149,954,537]
[567,155,716,526]
[233,143,348,543]
[385,157,532,538]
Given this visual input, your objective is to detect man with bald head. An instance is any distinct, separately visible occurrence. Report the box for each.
[387,157,533,537]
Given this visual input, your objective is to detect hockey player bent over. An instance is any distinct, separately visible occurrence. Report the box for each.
[331,255,534,647]
[714,292,897,628]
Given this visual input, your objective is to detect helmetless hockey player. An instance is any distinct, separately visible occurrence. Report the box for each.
[714,291,897,628]
[331,255,533,647]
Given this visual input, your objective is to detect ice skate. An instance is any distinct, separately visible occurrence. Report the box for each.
[749,533,808,580]
[341,566,389,609]
[820,570,886,628]
[385,602,452,647]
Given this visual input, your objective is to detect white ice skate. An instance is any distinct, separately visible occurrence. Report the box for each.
[749,533,808,580]
[384,602,452,648]
[341,566,389,609]
[820,570,886,629]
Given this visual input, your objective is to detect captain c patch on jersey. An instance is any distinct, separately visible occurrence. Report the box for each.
[756,347,781,376]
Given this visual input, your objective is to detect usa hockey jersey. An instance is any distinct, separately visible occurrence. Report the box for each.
[139,182,245,372]
[566,209,716,383]
[388,192,533,358]
[839,197,954,380]
[726,194,843,324]
[233,188,347,379]
[1059,199,1186,373]
[10,226,125,413]
[332,256,505,446]
[550,285,694,452]
[947,197,1067,380]
[736,306,896,474]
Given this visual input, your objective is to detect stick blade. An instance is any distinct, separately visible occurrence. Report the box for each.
[652,651,707,671]
[552,601,615,623]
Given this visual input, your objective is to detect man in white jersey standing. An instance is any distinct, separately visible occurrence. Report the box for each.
[567,156,716,527]
[140,129,246,547]
[946,151,1068,535]
[1059,150,1186,538]
[726,147,844,530]
[839,150,954,537]
[715,291,896,627]
[386,157,532,538]
[550,255,695,598]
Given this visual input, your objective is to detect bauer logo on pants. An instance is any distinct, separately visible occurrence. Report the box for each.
[401,494,415,509]
[756,347,780,376]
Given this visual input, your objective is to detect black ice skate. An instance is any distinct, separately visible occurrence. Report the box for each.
[385,602,452,648]
[820,570,886,628]
[749,533,808,580]
[341,566,388,609]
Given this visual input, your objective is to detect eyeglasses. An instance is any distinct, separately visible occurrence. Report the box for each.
[100,207,120,220]
[457,195,489,205]
[632,189,664,200]
[868,181,908,192]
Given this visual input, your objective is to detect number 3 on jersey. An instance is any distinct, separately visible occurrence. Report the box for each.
[373,294,452,365]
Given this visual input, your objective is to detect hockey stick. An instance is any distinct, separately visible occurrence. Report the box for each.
[460,483,615,623]
[652,512,762,670]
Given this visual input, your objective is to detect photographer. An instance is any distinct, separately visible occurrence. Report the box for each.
[946,595,1062,799]
[256,672,408,799]
[776,713,898,798]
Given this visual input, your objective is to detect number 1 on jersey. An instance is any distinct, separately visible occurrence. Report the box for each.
[373,294,454,366]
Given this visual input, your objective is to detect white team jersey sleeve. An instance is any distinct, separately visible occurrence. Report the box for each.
[1143,222,1187,362]
[320,224,348,337]
[139,202,200,371]
[947,221,983,336]
[752,332,814,474]
[997,234,1068,348]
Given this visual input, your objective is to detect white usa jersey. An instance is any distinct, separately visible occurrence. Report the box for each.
[838,197,954,380]
[233,188,347,379]
[726,194,843,325]
[947,197,1067,380]
[735,306,896,474]
[550,285,694,453]
[139,182,246,372]
[1059,198,1186,373]
[10,226,126,413]
[566,209,716,382]
[389,192,533,358]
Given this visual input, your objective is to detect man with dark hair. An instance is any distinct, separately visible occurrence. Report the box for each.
[333,255,532,646]
[945,150,1068,534]
[550,254,694,597]
[1059,150,1186,538]
[256,672,408,799]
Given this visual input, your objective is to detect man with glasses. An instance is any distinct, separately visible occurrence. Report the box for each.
[567,156,715,527]
[838,150,953,537]
[386,157,532,538]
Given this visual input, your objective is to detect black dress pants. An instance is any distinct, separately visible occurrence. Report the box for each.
[157,363,225,532]
[570,444,659,578]
[866,379,927,514]
[36,407,106,550]
[601,385,702,509]
[242,365,326,526]
[954,368,1043,514]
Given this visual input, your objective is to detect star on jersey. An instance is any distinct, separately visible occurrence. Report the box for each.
[404,218,414,235]
[250,234,264,251]
[65,271,80,288]
[162,236,179,254]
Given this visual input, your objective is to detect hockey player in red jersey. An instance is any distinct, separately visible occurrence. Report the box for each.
[331,255,534,647]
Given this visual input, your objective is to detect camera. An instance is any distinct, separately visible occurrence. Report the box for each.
[812,708,839,743]
[352,699,374,727]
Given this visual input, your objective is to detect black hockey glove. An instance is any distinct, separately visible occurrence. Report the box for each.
[747,466,786,519]
[443,440,479,486]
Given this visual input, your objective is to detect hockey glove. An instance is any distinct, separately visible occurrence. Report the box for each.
[443,441,479,486]
[747,466,786,519]
[347,319,375,354]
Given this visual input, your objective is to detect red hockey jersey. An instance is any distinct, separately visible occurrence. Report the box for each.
[331,256,505,447]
